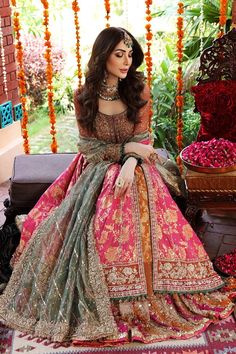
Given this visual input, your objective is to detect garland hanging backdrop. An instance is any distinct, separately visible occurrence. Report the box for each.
[175,1,184,173]
[8,0,233,157]
[72,0,82,89]
[10,0,30,154]
[144,0,153,131]
[104,0,111,28]
[40,0,58,153]
[218,0,228,37]
[11,0,157,154]
[9,0,156,153]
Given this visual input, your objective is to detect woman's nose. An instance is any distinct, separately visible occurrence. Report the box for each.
[123,55,129,65]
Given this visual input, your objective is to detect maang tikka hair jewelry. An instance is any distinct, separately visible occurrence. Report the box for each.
[123,31,133,48]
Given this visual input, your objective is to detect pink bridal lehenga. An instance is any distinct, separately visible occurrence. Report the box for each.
[0,86,235,345]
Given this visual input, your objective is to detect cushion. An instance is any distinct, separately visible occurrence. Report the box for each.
[191,80,236,142]
[8,153,76,215]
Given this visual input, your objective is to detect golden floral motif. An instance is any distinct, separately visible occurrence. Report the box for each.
[105,266,139,286]
[96,230,109,245]
[119,225,131,243]
[156,224,163,240]
[182,224,194,240]
[164,208,178,223]
[178,246,187,259]
[159,260,215,280]
[50,185,64,199]
[104,247,119,262]
[197,243,208,258]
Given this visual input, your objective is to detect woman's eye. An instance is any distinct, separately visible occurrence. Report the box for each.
[115,54,123,58]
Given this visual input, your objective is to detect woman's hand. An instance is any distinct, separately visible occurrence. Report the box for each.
[124,142,156,163]
[114,157,137,198]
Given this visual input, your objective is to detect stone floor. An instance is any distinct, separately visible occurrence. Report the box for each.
[0,179,236,260]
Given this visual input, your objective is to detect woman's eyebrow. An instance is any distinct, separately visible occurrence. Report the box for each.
[114,49,133,53]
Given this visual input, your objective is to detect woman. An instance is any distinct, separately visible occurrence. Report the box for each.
[0,27,234,345]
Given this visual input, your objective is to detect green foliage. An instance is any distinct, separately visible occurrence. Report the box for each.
[17,0,73,36]
[28,73,76,125]
[182,95,200,147]
[152,50,177,155]
[153,0,232,60]
[150,0,233,155]
[51,75,75,115]
[22,34,64,107]
[151,34,201,156]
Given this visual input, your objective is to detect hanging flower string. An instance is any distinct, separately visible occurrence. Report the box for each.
[218,0,228,38]
[72,1,82,89]
[232,0,236,28]
[145,0,153,89]
[11,0,30,153]
[104,0,110,28]
[0,15,8,98]
[176,2,184,173]
[144,0,153,131]
[41,0,57,153]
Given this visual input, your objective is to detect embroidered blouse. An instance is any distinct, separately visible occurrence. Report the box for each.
[73,85,150,162]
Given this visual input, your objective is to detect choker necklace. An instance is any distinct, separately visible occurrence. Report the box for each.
[98,81,120,101]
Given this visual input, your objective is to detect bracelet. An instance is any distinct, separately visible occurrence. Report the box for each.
[122,153,143,166]
[119,143,126,164]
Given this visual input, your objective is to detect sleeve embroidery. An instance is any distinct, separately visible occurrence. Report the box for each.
[104,144,122,162]
[134,84,151,135]
[73,89,91,138]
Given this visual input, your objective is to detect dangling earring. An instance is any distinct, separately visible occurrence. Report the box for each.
[103,70,108,84]
[119,78,122,82]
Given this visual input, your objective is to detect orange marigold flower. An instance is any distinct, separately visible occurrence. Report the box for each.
[146,32,153,41]
[72,1,80,12]
[41,0,49,9]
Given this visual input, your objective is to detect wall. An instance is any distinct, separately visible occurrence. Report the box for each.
[0,0,23,183]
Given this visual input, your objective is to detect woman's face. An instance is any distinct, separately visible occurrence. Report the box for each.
[105,40,133,83]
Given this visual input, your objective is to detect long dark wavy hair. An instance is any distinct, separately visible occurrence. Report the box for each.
[76,27,147,133]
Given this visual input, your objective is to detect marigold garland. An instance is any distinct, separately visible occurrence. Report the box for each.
[0,15,8,98]
[232,0,236,28]
[10,0,30,153]
[104,0,110,28]
[72,1,82,89]
[218,0,228,37]
[176,2,184,173]
[41,0,57,153]
[144,0,153,131]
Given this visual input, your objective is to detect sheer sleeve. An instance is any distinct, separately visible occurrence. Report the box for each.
[134,84,151,135]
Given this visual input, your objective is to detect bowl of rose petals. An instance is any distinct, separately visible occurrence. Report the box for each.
[180,138,236,173]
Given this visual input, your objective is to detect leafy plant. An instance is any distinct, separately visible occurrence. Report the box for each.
[22,34,65,107]
[43,74,76,115]
[153,0,232,60]
[151,37,200,156]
